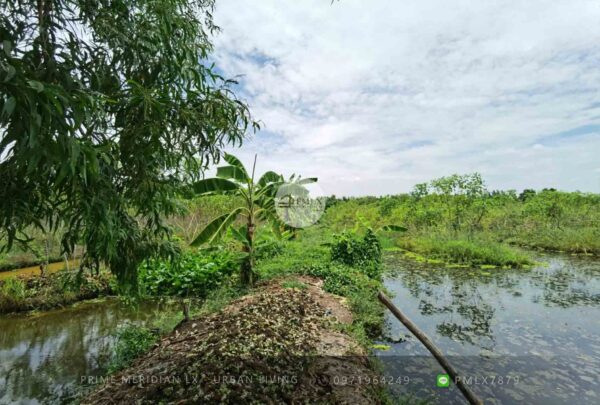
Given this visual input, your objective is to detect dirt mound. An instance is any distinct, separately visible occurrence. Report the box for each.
[84,277,380,404]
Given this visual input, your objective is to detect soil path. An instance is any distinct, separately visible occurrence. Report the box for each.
[84,276,380,404]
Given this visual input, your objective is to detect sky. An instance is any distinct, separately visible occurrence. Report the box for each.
[212,0,600,196]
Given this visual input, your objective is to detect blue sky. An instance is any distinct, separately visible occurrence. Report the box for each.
[212,0,600,196]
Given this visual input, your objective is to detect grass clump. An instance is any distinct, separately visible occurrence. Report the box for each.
[1,277,26,300]
[399,236,533,268]
[108,325,158,373]
[0,270,113,314]
[509,227,600,255]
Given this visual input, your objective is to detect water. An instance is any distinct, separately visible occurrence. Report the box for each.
[377,252,600,404]
[0,298,179,404]
[0,260,79,282]
[2,253,599,404]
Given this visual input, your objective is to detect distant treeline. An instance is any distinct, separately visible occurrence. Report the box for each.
[322,174,600,256]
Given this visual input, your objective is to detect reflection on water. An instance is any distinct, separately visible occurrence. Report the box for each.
[0,299,178,404]
[378,253,600,404]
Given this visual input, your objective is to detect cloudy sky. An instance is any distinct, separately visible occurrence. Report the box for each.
[212,0,600,196]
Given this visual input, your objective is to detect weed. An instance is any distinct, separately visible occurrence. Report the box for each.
[108,325,157,373]
[1,277,26,300]
[399,236,533,268]
[330,229,382,278]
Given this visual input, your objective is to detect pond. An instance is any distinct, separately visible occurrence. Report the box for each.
[0,298,180,404]
[376,252,600,404]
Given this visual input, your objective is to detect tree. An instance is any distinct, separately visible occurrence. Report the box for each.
[0,0,256,291]
[519,189,537,202]
[190,154,315,286]
[429,173,487,233]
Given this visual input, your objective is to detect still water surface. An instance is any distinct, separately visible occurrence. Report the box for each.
[377,252,600,404]
[0,298,178,404]
[1,253,599,404]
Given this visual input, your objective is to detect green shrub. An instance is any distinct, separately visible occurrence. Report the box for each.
[302,262,384,342]
[330,229,382,278]
[108,325,157,373]
[1,278,26,300]
[254,236,284,261]
[304,262,379,296]
[139,250,238,299]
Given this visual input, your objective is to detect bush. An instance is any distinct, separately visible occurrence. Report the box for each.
[254,237,284,261]
[1,277,26,300]
[0,270,113,314]
[139,250,238,299]
[330,229,382,278]
[108,325,157,373]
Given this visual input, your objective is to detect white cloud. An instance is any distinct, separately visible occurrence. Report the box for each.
[213,0,600,195]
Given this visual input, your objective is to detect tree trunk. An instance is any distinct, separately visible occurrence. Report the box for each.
[181,298,190,322]
[41,238,49,276]
[378,292,483,405]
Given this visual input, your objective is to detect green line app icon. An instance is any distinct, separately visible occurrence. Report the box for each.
[437,374,450,387]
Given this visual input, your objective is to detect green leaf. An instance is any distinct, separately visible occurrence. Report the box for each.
[258,171,283,187]
[260,210,284,239]
[190,207,244,246]
[277,182,309,198]
[222,153,248,177]
[231,226,250,246]
[2,40,11,56]
[1,97,16,118]
[27,80,44,93]
[4,65,16,82]
[217,165,248,183]
[192,178,240,195]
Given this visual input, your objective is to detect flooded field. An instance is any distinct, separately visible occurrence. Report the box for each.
[377,252,600,404]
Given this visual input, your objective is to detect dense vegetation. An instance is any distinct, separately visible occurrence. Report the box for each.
[1,170,598,403]
[2,0,596,402]
[0,0,255,291]
[0,269,112,313]
[2,173,598,315]
[325,175,600,266]
[189,153,312,285]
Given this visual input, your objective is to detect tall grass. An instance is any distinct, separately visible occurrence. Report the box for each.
[398,236,533,267]
[0,270,113,314]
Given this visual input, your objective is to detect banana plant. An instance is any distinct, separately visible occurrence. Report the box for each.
[190,153,312,285]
